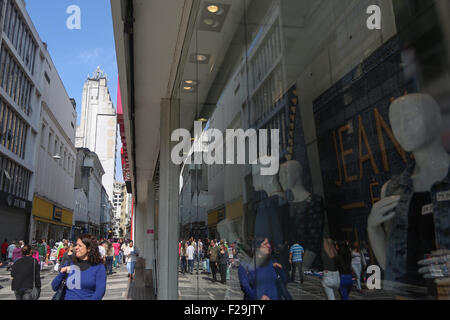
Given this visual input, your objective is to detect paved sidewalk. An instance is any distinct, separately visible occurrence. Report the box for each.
[0,263,131,300]
[178,261,397,300]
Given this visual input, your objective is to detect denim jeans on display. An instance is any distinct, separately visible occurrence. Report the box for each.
[385,162,450,290]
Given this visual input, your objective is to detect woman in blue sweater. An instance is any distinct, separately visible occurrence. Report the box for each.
[238,238,287,300]
[52,235,106,300]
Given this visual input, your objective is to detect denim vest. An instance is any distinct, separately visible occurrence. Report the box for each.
[385,161,450,286]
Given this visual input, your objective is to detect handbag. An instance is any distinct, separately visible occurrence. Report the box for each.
[52,272,68,300]
[31,259,40,300]
[274,267,292,300]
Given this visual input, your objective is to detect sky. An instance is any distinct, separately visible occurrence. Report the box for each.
[25,0,124,182]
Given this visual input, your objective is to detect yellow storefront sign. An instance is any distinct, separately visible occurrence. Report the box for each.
[226,198,243,221]
[32,196,73,227]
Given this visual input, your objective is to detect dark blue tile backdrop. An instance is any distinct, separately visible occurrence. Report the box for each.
[313,36,418,242]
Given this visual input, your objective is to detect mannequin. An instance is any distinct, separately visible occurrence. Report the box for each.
[252,163,286,248]
[368,93,450,288]
[279,160,325,270]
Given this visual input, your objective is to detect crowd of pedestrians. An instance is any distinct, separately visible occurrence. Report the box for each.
[179,237,238,285]
[0,235,138,300]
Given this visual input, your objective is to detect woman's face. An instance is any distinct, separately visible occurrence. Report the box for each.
[259,238,271,256]
[75,239,89,260]
[129,242,133,248]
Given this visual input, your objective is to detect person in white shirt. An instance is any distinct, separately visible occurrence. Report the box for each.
[186,242,195,274]
[98,243,106,263]
[7,242,16,261]
[124,241,139,279]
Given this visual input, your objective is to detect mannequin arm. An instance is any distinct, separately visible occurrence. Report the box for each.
[367,182,400,270]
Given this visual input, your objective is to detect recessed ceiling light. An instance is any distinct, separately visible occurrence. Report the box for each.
[204,18,215,26]
[207,5,219,13]
[185,80,194,84]
[197,118,208,123]
[184,86,193,91]
[196,54,207,62]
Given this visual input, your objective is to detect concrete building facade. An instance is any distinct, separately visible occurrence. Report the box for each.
[75,67,117,202]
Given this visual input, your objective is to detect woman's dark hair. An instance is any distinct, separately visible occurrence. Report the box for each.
[72,234,102,265]
[22,245,32,256]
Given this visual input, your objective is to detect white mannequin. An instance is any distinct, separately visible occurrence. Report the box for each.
[279,160,311,203]
[368,93,450,270]
[252,163,285,198]
[279,160,317,269]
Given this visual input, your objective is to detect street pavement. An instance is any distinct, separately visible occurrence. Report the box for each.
[178,260,397,300]
[0,262,130,300]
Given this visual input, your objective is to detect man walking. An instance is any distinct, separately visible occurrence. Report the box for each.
[37,240,47,271]
[112,240,121,268]
[1,239,8,262]
[208,240,219,282]
[187,241,195,274]
[289,241,305,284]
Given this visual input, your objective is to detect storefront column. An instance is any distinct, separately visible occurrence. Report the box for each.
[157,98,180,300]
[145,180,156,270]
[135,202,146,252]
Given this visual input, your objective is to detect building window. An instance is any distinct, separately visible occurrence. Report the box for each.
[0,46,34,115]
[3,0,37,74]
[0,154,31,198]
[0,99,28,159]
[44,72,50,85]
[48,131,53,155]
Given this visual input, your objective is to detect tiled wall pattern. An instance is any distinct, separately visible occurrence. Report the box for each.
[313,36,418,241]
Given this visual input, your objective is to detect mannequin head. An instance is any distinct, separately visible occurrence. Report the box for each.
[279,160,303,191]
[389,93,442,152]
[252,163,282,194]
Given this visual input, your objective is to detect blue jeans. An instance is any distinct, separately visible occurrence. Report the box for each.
[352,263,362,291]
[339,274,353,300]
[206,258,210,273]
[188,259,194,273]
[127,261,136,276]
[180,256,187,273]
[106,256,114,275]
[118,251,123,264]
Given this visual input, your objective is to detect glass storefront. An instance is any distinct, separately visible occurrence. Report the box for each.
[172,0,450,300]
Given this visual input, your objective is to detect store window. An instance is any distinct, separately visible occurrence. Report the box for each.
[173,0,450,300]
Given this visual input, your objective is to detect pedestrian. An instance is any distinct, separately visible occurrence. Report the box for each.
[180,241,187,274]
[124,240,139,279]
[321,238,341,300]
[1,239,8,262]
[238,238,286,300]
[98,241,106,264]
[121,240,128,264]
[37,239,47,271]
[351,242,366,293]
[118,239,124,265]
[31,245,40,265]
[105,242,114,275]
[204,238,210,274]
[187,241,195,274]
[12,243,22,263]
[336,241,353,300]
[60,244,74,267]
[11,245,41,300]
[7,241,16,267]
[112,239,121,268]
[218,243,229,284]
[289,241,304,284]
[197,239,203,272]
[208,240,219,282]
[51,235,106,300]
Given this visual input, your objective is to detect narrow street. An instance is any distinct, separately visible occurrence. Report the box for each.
[0,263,130,300]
